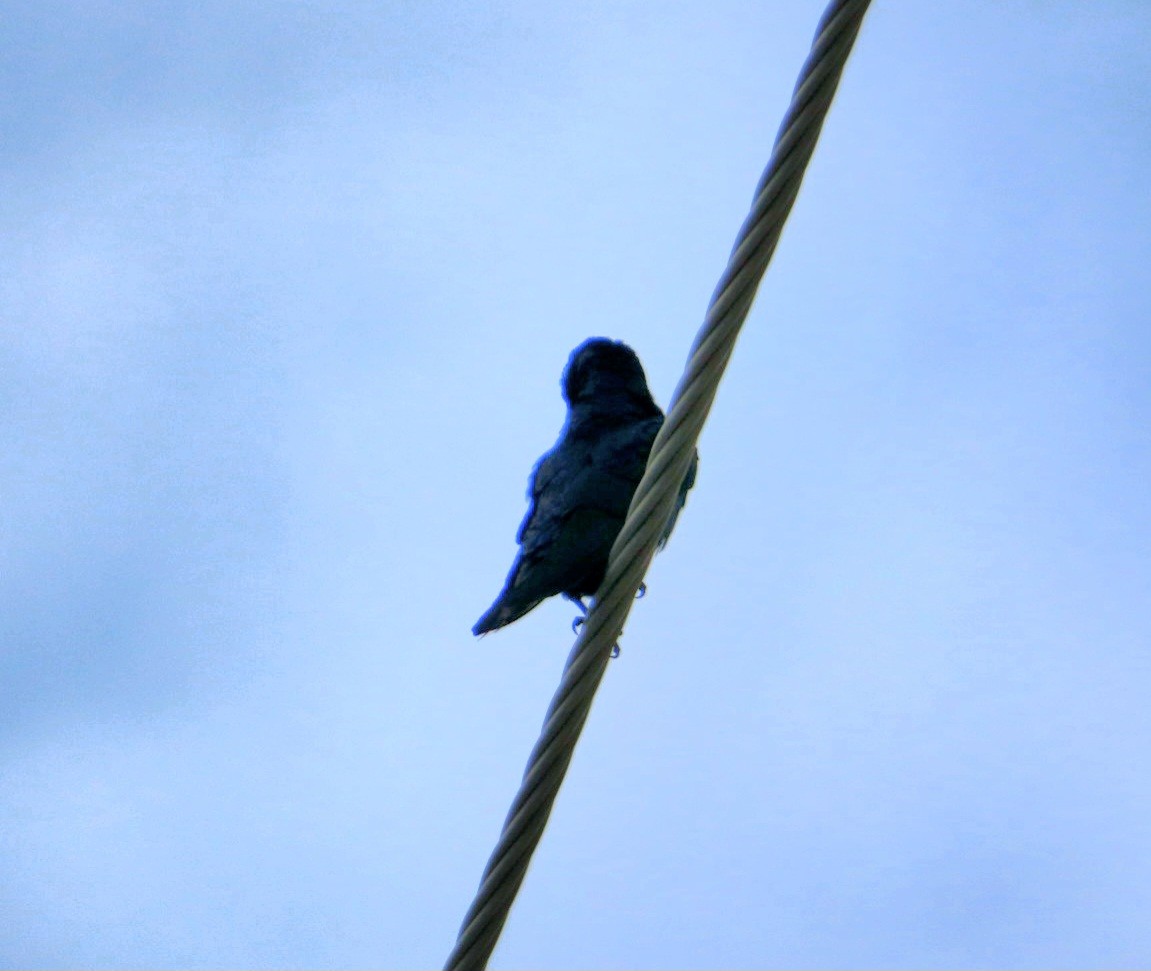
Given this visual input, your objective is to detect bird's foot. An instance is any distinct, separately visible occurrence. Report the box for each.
[564,593,589,613]
[562,594,620,657]
[564,594,589,633]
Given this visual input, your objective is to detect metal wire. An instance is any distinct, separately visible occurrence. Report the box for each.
[445,3,872,967]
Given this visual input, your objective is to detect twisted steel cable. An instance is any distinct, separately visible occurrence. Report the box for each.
[445,2,872,968]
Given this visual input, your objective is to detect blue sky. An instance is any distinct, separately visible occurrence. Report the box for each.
[3,2,1150,967]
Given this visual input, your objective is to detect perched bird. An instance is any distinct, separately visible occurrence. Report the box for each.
[473,337,697,636]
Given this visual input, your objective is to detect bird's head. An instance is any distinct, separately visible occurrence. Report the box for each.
[561,338,660,414]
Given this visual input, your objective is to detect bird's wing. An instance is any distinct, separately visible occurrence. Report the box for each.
[516,447,562,545]
[584,416,694,549]
[511,426,640,584]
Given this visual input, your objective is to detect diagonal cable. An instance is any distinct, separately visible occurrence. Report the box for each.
[445,2,872,968]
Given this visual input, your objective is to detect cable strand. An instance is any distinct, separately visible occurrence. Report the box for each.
[444,3,871,968]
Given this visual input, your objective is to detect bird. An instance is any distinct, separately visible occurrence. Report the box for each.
[473,337,697,637]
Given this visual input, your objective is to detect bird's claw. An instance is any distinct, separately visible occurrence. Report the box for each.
[563,593,621,656]
[565,594,590,633]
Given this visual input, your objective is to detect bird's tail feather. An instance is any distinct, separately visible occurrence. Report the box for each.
[472,594,545,636]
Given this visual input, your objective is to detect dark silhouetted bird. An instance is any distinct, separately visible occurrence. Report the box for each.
[473,337,697,636]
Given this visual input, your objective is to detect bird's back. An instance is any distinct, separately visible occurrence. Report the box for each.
[472,412,663,634]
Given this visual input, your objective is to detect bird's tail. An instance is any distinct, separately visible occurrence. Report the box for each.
[472,593,545,636]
